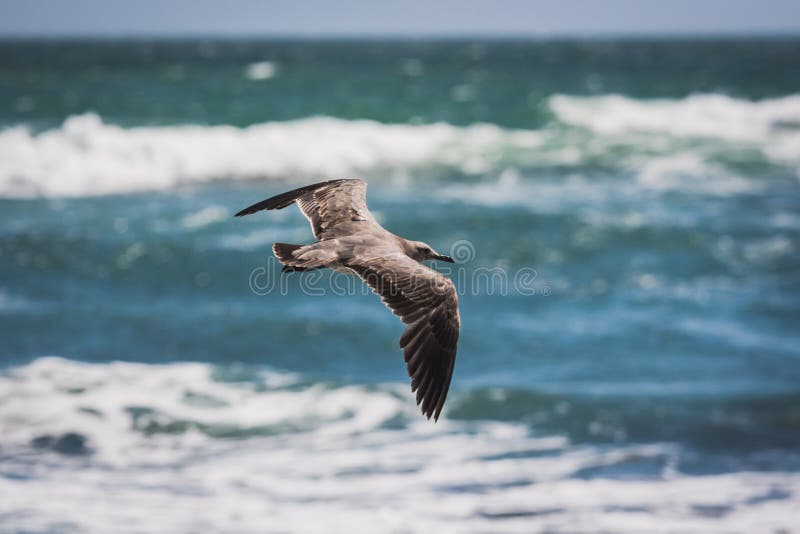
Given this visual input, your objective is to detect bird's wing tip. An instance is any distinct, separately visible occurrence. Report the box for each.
[234,206,255,217]
[421,405,442,422]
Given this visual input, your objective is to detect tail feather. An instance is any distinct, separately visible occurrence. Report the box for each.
[273,242,336,273]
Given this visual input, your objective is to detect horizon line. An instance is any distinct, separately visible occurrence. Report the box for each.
[1,30,800,41]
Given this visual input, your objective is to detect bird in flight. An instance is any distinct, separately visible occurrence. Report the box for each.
[235,179,460,421]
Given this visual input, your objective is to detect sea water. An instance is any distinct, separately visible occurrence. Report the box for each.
[0,39,799,532]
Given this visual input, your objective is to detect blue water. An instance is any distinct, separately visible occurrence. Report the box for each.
[1,39,799,532]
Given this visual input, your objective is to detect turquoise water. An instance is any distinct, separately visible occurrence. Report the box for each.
[1,39,799,532]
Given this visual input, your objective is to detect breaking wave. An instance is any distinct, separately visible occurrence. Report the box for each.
[0,93,798,198]
[1,357,798,533]
[550,93,800,142]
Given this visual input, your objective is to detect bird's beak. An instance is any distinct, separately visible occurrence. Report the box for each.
[433,254,455,263]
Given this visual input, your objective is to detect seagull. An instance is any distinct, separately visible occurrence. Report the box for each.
[235,179,460,421]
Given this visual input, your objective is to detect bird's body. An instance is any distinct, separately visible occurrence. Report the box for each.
[236,179,460,420]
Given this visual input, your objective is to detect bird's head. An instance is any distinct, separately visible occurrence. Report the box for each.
[407,240,454,264]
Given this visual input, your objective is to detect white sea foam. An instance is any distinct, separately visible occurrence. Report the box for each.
[633,153,757,195]
[1,357,798,533]
[244,61,278,81]
[0,93,797,198]
[550,93,800,141]
[180,205,229,229]
[0,114,540,197]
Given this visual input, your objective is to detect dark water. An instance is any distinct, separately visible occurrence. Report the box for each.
[2,38,800,128]
[1,39,799,532]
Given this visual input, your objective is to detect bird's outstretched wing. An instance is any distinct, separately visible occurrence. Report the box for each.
[234,179,374,240]
[349,254,460,421]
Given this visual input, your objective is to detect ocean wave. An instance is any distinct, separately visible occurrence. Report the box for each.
[1,357,799,533]
[549,93,800,142]
[0,93,797,198]
[0,357,405,464]
[243,60,278,81]
[0,114,540,197]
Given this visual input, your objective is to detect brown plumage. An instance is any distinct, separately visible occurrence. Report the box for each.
[235,179,460,421]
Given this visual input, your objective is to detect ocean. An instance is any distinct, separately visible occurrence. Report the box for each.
[0,38,799,532]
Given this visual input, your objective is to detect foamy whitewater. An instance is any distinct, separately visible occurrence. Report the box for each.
[1,358,798,533]
[2,39,799,533]
[1,94,799,197]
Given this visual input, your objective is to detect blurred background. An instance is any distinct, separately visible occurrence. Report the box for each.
[1,1,799,532]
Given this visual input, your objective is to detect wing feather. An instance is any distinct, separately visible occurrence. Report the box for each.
[350,255,460,421]
[234,179,374,240]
